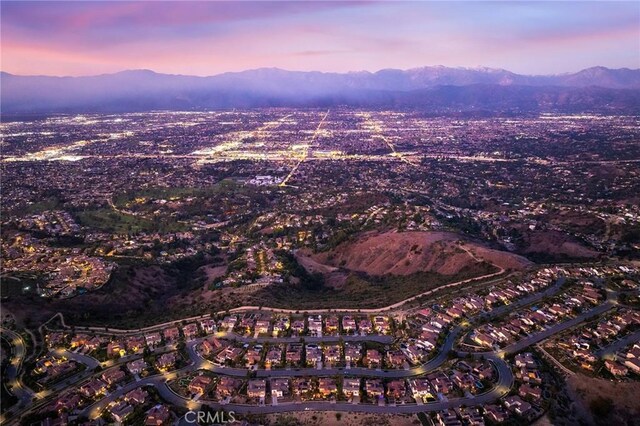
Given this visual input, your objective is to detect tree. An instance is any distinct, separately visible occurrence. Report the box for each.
[589,396,614,419]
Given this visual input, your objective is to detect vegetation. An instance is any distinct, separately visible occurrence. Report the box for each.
[252,262,497,310]
[75,208,186,234]
[589,396,614,419]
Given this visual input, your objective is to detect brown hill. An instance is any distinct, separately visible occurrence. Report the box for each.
[521,230,600,260]
[309,231,531,277]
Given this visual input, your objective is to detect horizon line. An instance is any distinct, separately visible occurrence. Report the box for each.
[2,64,638,79]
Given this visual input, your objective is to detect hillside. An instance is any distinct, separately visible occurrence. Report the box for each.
[305,231,531,277]
[519,229,600,262]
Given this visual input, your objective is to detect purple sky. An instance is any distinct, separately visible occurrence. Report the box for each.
[1,1,638,76]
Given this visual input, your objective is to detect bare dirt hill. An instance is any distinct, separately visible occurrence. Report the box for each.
[307,231,531,277]
[521,229,600,261]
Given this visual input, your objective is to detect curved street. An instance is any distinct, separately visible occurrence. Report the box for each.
[4,275,625,424]
[0,328,35,423]
[80,332,513,418]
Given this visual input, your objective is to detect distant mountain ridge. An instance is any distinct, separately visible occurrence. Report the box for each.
[2,66,639,114]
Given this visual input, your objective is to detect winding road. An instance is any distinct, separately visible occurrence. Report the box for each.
[3,274,625,424]
[80,331,512,419]
[0,329,35,423]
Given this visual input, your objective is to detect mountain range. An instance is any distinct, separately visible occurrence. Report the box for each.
[2,66,639,114]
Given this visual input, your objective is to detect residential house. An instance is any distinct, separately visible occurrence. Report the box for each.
[386,380,406,399]
[358,318,373,334]
[365,349,382,368]
[324,345,341,364]
[386,350,406,368]
[199,319,217,334]
[291,319,305,335]
[342,316,357,333]
[162,327,180,343]
[270,378,290,398]
[145,404,171,425]
[324,316,339,335]
[286,344,302,365]
[189,375,213,395]
[343,378,361,397]
[125,335,145,353]
[127,358,147,374]
[156,352,177,371]
[110,401,133,423]
[247,379,267,399]
[265,345,283,366]
[344,343,362,363]
[182,323,198,340]
[306,344,322,366]
[79,379,107,398]
[318,378,337,396]
[365,379,384,398]
[145,333,162,348]
[217,377,240,397]
[101,368,125,385]
[124,388,148,405]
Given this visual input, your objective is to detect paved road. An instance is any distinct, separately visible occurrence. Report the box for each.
[14,274,624,423]
[226,270,508,317]
[473,277,566,325]
[43,312,211,336]
[81,350,513,418]
[80,326,481,419]
[595,329,640,358]
[503,298,616,356]
[461,288,617,358]
[457,277,565,349]
[211,331,394,346]
[0,328,36,423]
[37,278,553,421]
[42,266,509,338]
[187,326,461,380]
[51,348,101,369]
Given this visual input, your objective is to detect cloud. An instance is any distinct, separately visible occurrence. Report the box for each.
[293,50,351,57]
[1,1,638,76]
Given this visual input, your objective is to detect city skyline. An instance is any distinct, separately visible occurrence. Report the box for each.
[1,1,639,77]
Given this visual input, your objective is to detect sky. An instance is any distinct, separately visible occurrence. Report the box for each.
[1,1,639,77]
